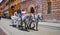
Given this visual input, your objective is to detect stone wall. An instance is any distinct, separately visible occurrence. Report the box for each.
[42,0,60,20]
[20,0,41,12]
[52,0,60,20]
[21,0,60,22]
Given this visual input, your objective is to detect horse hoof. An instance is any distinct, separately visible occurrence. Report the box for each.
[35,29,38,31]
[27,30,29,32]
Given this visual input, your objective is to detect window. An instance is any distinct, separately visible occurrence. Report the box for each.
[47,2,51,14]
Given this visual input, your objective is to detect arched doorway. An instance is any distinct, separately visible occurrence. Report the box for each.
[30,7,35,13]
[28,4,35,13]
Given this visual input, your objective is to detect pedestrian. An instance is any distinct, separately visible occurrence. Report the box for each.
[29,7,35,29]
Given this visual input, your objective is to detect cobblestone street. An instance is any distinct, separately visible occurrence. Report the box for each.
[0,18,60,35]
[0,0,60,35]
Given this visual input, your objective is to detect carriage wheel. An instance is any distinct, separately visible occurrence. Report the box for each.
[30,19,38,31]
[24,19,30,32]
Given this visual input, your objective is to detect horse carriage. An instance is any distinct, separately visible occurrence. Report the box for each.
[11,11,42,32]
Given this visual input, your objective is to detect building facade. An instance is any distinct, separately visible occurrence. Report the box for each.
[0,0,21,18]
[9,0,21,16]
[20,0,60,22]
[0,0,7,16]
[42,0,60,22]
[0,0,60,22]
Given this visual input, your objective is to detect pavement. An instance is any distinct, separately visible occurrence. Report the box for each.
[39,22,60,27]
[0,18,60,35]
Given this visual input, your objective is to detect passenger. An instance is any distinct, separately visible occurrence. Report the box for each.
[21,9,27,21]
[22,9,26,15]
[17,9,22,18]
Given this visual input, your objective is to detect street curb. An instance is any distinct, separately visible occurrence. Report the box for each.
[0,25,11,35]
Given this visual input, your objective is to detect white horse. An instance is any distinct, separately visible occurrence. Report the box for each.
[11,12,21,28]
[11,12,30,29]
[11,12,42,31]
[29,13,42,31]
[11,15,21,27]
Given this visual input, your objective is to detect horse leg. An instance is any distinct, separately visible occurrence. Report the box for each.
[29,21,32,29]
[24,20,29,32]
[24,20,27,30]
[16,20,19,28]
[35,19,38,31]
[32,23,35,29]
[11,19,14,25]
